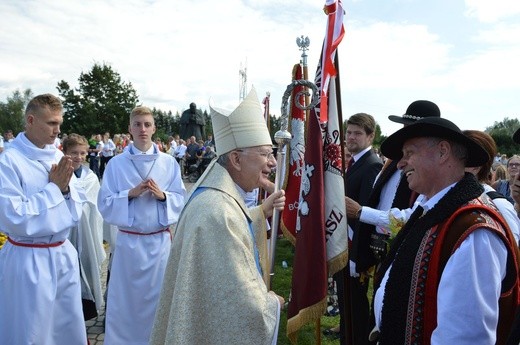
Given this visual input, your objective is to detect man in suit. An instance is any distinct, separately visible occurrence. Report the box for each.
[333,113,383,345]
[348,101,441,274]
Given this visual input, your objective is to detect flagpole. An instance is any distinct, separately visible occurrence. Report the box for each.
[297,35,311,114]
[297,33,322,345]
[334,51,354,345]
[268,108,291,289]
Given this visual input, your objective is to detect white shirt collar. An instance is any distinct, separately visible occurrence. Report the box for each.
[352,145,372,163]
[419,182,457,213]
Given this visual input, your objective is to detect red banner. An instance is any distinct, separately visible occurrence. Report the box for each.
[281,64,306,245]
[286,80,328,341]
[286,2,347,340]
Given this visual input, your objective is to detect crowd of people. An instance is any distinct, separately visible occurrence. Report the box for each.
[0,91,520,345]
[2,125,218,184]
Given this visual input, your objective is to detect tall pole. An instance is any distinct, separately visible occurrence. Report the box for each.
[297,35,311,111]
[297,34,321,344]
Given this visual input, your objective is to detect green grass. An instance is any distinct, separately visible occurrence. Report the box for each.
[271,238,340,345]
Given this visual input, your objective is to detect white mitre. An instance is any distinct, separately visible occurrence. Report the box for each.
[210,87,272,155]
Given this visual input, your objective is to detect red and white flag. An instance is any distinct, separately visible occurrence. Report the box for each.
[281,64,306,245]
[262,93,270,128]
[319,0,345,123]
[286,52,347,344]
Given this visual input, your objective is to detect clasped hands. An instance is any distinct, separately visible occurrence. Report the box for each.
[129,178,166,201]
[49,155,73,194]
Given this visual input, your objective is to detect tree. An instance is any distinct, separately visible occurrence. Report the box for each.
[151,108,177,141]
[203,109,212,138]
[57,63,139,136]
[268,114,282,140]
[0,88,33,135]
[486,117,520,157]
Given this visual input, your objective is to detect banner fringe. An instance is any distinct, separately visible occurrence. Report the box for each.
[287,298,328,344]
[327,250,348,276]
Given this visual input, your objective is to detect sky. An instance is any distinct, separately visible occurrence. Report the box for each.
[1,0,520,136]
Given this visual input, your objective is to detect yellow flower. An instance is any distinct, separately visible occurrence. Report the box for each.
[0,231,7,250]
[387,214,406,243]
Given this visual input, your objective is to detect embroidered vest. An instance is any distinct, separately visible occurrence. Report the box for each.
[421,198,520,345]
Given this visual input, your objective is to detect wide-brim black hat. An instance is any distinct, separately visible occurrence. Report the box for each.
[388,100,441,125]
[381,117,489,167]
[513,128,520,144]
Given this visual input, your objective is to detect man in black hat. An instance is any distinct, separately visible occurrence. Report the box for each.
[372,117,519,344]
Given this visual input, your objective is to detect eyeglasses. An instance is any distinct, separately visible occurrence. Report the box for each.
[508,163,520,168]
[236,149,275,161]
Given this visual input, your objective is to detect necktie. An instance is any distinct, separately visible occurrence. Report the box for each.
[347,158,355,170]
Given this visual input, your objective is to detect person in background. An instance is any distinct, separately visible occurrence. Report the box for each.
[494,164,508,183]
[97,106,185,345]
[154,137,164,152]
[0,94,87,344]
[332,112,383,344]
[197,145,216,176]
[492,155,520,204]
[99,132,116,178]
[204,133,215,148]
[113,134,124,155]
[184,135,199,174]
[505,127,520,345]
[151,88,285,345]
[501,154,509,165]
[463,130,520,244]
[88,134,103,179]
[3,129,14,150]
[62,133,107,321]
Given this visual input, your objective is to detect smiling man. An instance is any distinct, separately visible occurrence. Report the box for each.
[151,88,286,345]
[372,117,519,345]
[97,106,186,345]
[62,133,107,321]
[0,94,87,344]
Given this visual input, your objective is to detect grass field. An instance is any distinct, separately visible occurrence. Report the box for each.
[271,238,341,345]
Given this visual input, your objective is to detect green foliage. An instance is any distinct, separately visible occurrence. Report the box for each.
[269,114,282,140]
[486,117,520,157]
[152,108,176,141]
[203,109,213,138]
[0,88,33,135]
[56,63,139,136]
[373,123,386,150]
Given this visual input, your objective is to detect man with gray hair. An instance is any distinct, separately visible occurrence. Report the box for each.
[151,88,286,345]
[373,117,519,344]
